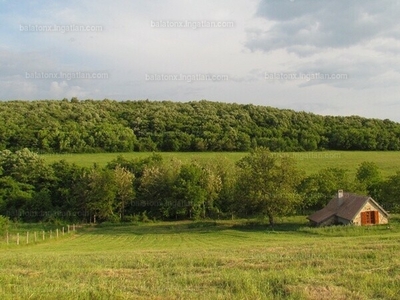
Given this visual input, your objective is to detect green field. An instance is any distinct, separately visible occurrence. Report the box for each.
[1,217,400,299]
[41,151,400,177]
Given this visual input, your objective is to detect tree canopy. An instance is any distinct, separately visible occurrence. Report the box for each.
[236,148,302,225]
[0,148,399,222]
[1,99,400,153]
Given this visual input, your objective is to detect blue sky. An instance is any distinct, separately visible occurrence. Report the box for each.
[1,0,400,121]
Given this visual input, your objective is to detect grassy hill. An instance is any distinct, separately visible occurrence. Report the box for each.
[41,151,400,177]
[1,217,400,299]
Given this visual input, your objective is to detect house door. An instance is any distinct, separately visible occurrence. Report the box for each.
[361,211,379,225]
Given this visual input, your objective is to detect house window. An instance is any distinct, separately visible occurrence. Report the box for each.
[361,211,379,225]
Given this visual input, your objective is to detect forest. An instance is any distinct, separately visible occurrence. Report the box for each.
[1,148,399,224]
[1,99,400,153]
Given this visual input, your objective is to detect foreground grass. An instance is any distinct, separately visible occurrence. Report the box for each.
[1,216,400,299]
[41,151,400,177]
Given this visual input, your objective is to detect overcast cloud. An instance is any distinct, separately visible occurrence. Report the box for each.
[1,0,400,121]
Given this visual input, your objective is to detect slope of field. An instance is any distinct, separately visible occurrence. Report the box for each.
[1,217,400,299]
[41,151,400,177]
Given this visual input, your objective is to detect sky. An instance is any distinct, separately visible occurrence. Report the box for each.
[1,0,400,121]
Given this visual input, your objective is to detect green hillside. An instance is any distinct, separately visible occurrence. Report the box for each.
[41,151,400,177]
[1,99,400,153]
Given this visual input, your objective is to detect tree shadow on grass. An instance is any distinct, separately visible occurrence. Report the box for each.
[82,219,311,236]
[230,222,308,233]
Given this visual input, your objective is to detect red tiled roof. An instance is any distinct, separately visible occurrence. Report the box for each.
[307,192,388,224]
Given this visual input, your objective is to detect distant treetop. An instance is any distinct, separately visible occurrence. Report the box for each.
[0,99,399,153]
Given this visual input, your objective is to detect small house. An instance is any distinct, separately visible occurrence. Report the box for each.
[307,190,389,227]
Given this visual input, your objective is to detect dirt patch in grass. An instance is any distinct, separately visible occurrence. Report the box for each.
[303,285,362,300]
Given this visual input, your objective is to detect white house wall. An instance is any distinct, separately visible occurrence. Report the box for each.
[352,201,389,226]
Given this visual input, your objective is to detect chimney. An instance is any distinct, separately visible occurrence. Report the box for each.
[337,190,344,207]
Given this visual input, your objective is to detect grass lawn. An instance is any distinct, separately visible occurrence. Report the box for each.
[1,216,400,299]
[41,151,400,177]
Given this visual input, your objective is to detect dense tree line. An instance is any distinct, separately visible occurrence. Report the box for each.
[1,148,399,224]
[1,99,400,153]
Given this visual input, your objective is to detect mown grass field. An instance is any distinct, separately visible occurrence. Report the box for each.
[1,217,400,299]
[41,151,400,177]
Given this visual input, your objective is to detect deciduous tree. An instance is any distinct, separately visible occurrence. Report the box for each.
[236,148,302,226]
[114,165,135,220]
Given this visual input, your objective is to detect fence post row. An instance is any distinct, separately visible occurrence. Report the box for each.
[3,224,77,246]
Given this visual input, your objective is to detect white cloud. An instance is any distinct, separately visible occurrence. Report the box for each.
[247,0,400,53]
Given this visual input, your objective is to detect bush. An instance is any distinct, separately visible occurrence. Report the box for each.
[122,215,140,224]
[141,211,151,223]
[45,217,64,227]
[106,214,121,223]
[0,215,10,234]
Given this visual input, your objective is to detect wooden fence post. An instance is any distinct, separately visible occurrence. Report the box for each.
[6,231,9,245]
[26,231,29,244]
[62,227,65,236]
[56,229,59,238]
[67,225,70,233]
[42,230,45,241]
[17,233,19,245]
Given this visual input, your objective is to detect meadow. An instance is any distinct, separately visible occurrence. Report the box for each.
[41,151,400,177]
[1,216,400,299]
[6,151,398,299]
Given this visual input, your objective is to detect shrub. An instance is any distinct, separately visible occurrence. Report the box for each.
[141,211,151,223]
[0,215,10,234]
[122,215,140,225]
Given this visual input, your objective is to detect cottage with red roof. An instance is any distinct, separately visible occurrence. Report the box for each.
[307,190,389,227]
